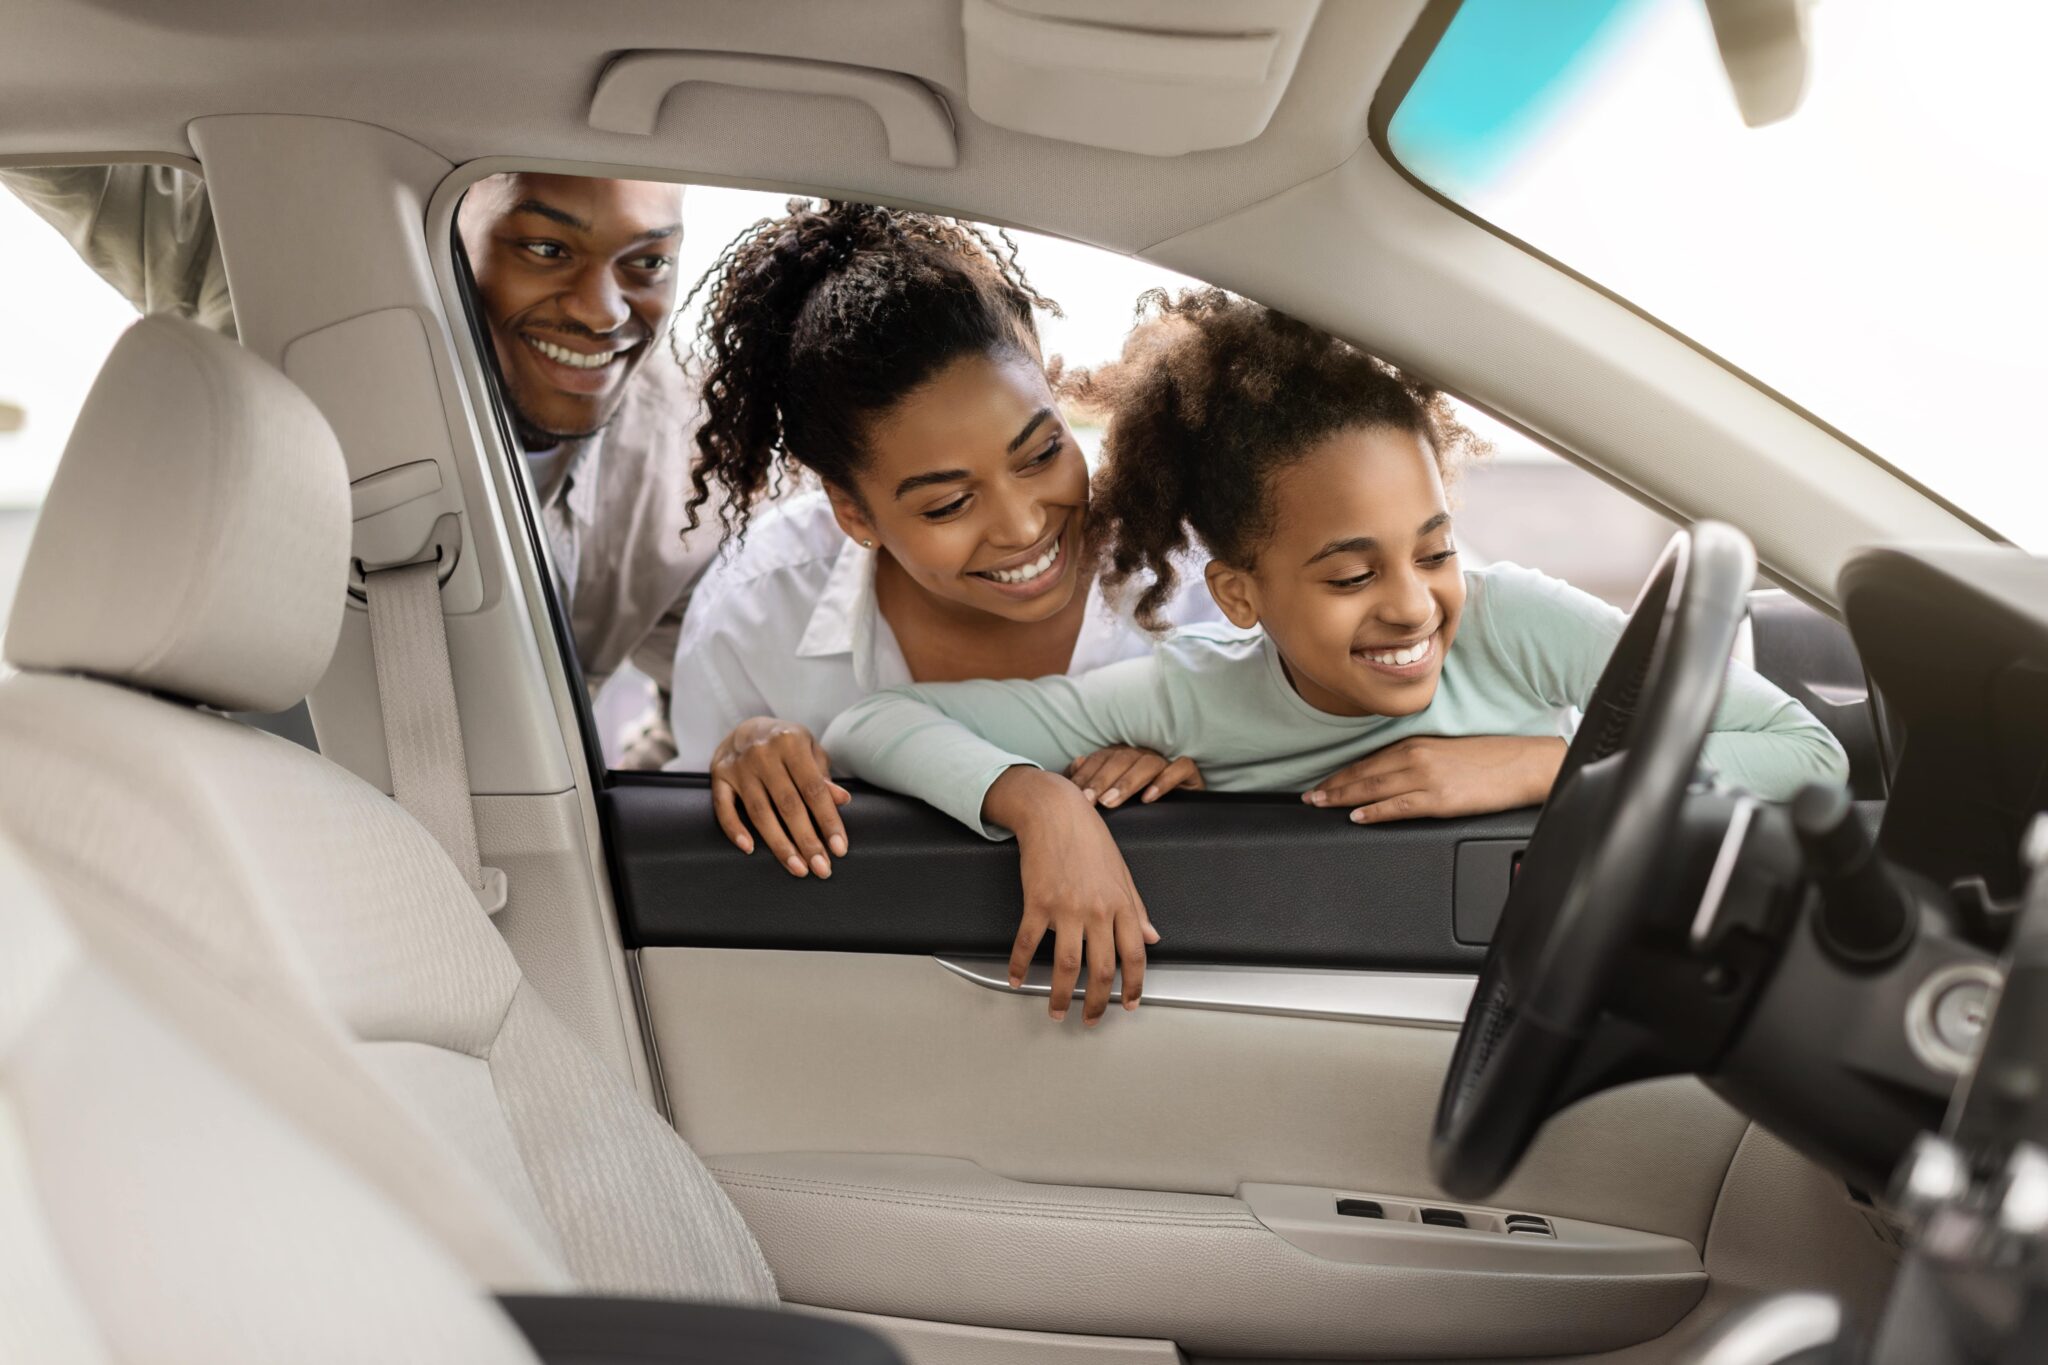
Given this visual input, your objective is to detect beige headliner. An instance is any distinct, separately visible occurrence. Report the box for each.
[0,0,1402,253]
[0,0,1988,601]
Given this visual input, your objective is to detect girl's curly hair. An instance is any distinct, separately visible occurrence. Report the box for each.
[1070,289,1485,630]
[680,198,1059,542]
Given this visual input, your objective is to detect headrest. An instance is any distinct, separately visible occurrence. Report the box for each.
[4,317,349,712]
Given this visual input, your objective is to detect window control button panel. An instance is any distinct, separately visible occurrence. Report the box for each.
[1329,1192,1551,1237]
[1241,1181,1702,1277]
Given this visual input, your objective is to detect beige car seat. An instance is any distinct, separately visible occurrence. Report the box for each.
[0,315,775,1306]
[0,830,548,1365]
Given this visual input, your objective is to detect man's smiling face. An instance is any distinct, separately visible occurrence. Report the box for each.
[457,173,683,448]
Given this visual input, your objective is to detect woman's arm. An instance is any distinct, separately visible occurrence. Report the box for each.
[823,655,1177,837]
[671,590,852,877]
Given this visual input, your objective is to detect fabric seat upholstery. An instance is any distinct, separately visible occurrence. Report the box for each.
[0,316,777,1306]
[0,833,544,1365]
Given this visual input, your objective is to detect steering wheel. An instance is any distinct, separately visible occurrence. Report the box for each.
[1430,521,1757,1200]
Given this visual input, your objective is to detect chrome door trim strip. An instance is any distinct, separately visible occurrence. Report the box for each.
[935,956,1476,1029]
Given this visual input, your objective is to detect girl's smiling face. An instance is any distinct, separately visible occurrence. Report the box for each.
[1205,425,1466,717]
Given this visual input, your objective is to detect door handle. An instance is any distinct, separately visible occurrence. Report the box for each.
[934,956,1474,1028]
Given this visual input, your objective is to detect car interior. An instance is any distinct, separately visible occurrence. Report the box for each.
[2,2,2045,1364]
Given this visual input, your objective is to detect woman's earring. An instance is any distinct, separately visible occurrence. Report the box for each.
[861,538,874,549]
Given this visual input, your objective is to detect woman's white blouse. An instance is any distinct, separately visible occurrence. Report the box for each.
[666,491,1224,771]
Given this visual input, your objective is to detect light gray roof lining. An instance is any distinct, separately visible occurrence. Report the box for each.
[0,0,1416,253]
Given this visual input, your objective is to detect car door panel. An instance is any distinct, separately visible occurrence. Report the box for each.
[643,949,1743,1237]
[610,659,1882,1357]
[618,774,1755,1356]
[641,948,1738,1356]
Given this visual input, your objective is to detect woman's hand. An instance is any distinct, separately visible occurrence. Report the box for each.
[1304,736,1567,825]
[985,767,1160,1025]
[1065,746,1206,808]
[710,717,851,877]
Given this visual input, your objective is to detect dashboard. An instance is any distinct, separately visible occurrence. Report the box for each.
[1842,546,2048,915]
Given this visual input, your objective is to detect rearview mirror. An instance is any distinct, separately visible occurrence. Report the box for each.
[1703,0,1813,127]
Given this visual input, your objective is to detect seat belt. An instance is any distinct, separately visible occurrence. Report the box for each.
[362,558,509,915]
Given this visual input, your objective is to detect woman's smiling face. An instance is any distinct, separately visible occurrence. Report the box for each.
[1207,425,1466,718]
[827,348,1091,623]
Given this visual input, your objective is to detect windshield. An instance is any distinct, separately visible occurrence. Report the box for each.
[1388,0,2048,551]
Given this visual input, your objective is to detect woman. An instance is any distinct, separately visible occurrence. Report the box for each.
[669,201,1219,878]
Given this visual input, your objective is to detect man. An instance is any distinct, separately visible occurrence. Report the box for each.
[454,173,718,767]
[3,166,714,766]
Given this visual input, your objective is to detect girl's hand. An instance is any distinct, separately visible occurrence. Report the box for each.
[1304,736,1567,825]
[985,767,1160,1025]
[1065,746,1206,808]
[710,717,851,877]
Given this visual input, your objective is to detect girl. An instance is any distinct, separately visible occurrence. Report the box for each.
[824,290,1849,1026]
[668,201,1221,879]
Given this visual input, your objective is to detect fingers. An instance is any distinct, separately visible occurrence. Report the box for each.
[1140,756,1203,803]
[736,778,810,878]
[1097,751,1167,808]
[716,722,850,877]
[1047,923,1082,1023]
[1071,749,1208,808]
[711,778,753,855]
[1116,892,1147,1011]
[1082,914,1117,1026]
[1077,749,1145,806]
[1304,741,1421,798]
[1067,749,1114,795]
[1069,747,1138,797]
[1307,765,1415,810]
[1008,911,1047,990]
[763,768,833,878]
[808,738,855,845]
[1349,791,1436,825]
[1016,902,1153,1023]
[796,765,849,859]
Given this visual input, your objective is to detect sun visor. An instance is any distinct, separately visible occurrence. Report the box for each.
[961,0,1322,157]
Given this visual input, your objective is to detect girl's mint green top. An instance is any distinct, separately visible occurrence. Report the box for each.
[822,562,1850,838]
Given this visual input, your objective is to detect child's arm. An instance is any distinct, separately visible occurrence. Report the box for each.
[825,655,1187,1027]
[981,765,1157,1026]
[822,654,1179,838]
[1481,564,1849,800]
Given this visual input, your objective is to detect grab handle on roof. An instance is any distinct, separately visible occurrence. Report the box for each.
[589,51,958,169]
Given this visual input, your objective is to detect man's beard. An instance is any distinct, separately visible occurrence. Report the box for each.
[513,406,616,453]
[507,365,636,452]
